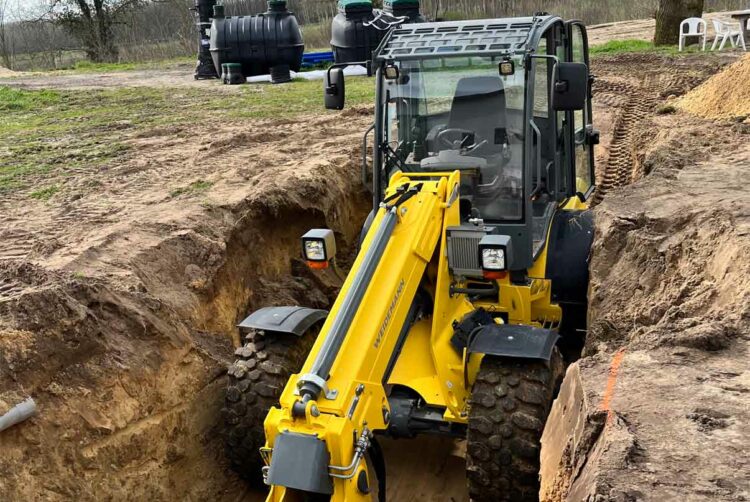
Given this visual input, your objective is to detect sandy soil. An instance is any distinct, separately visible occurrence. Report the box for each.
[678,53,750,120]
[540,66,750,501]
[0,109,373,500]
[0,61,203,90]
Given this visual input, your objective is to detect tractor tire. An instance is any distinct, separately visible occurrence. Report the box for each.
[466,350,564,502]
[223,327,318,486]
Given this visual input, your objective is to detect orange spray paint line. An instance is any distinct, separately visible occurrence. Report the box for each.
[600,348,626,426]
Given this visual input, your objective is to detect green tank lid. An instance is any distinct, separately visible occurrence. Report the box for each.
[225,62,242,68]
[338,0,373,12]
[384,0,420,7]
[267,0,288,11]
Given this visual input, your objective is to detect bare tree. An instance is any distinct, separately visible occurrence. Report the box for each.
[44,0,144,62]
[654,0,705,45]
[0,0,14,68]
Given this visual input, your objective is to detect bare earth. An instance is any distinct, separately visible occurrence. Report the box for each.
[1,24,750,502]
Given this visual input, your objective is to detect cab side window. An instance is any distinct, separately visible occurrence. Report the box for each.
[570,24,593,197]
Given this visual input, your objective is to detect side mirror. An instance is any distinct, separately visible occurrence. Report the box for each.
[324,68,346,110]
[551,62,588,111]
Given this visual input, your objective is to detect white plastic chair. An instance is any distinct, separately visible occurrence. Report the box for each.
[679,18,707,51]
[711,19,744,50]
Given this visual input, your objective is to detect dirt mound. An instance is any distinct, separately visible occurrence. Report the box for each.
[677,54,750,121]
[0,66,17,77]
[541,107,750,500]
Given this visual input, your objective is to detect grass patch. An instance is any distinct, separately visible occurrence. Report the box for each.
[0,86,61,111]
[0,76,375,197]
[205,76,373,119]
[590,39,707,56]
[67,57,195,73]
[170,179,214,198]
[29,184,60,200]
[656,104,677,115]
[73,60,138,72]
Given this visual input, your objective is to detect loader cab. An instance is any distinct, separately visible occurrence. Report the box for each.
[362,15,596,270]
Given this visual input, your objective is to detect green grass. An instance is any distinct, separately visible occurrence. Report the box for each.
[590,39,707,56]
[0,87,61,111]
[0,76,375,196]
[73,60,138,72]
[67,56,196,73]
[29,184,60,200]
[170,179,214,198]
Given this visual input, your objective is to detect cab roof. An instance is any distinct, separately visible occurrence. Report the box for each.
[373,15,557,61]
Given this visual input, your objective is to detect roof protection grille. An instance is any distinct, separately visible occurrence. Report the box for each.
[377,17,542,59]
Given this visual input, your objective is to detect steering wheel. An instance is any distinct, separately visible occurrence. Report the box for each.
[437,128,488,154]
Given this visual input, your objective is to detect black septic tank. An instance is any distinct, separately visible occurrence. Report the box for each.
[209,0,304,84]
[330,0,386,64]
[383,0,426,23]
[331,0,425,64]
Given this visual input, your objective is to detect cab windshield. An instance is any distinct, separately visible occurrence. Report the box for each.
[382,55,527,221]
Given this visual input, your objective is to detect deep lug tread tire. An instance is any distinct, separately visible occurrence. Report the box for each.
[466,350,564,502]
[223,327,317,486]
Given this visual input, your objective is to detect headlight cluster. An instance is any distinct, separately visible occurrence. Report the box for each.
[304,240,326,261]
[301,229,337,269]
[478,235,513,279]
[481,247,505,271]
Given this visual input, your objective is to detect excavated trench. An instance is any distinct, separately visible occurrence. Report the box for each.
[539,53,750,501]
[2,52,748,502]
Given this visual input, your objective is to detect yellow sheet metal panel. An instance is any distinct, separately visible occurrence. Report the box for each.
[386,318,445,406]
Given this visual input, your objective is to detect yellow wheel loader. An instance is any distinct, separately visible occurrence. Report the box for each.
[224,14,599,502]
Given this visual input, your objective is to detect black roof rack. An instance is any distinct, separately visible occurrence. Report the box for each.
[374,16,551,61]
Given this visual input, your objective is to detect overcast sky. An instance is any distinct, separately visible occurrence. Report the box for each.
[2,0,43,22]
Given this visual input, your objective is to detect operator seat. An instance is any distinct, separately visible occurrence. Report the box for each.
[445,76,509,158]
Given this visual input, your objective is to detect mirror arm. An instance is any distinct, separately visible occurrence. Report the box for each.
[326,60,373,84]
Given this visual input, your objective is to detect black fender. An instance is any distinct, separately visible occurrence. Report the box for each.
[237,306,327,336]
[468,324,559,361]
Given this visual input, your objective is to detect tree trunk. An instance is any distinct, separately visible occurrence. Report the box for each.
[654,0,704,46]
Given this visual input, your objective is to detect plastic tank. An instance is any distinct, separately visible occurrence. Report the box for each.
[209,0,304,84]
[383,0,426,23]
[330,0,387,64]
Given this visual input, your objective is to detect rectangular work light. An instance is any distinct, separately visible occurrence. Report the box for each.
[301,229,337,269]
[478,234,513,279]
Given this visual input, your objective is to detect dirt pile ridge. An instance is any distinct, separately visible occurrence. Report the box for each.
[0,65,17,77]
[677,53,750,122]
[541,108,750,500]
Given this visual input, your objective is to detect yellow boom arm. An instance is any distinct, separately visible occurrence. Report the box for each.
[262,171,468,501]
